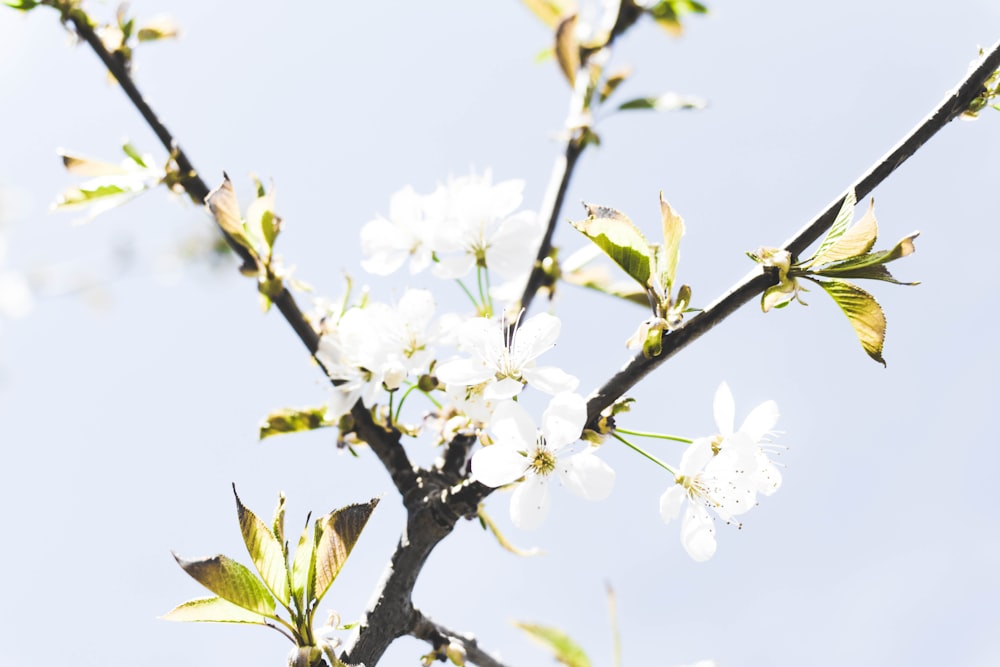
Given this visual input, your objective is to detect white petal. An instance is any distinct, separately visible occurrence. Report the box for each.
[558,450,615,500]
[360,218,409,276]
[436,358,493,388]
[511,312,561,365]
[680,504,717,562]
[491,400,537,448]
[396,289,435,330]
[483,377,525,400]
[522,365,579,395]
[713,381,735,435]
[659,485,686,523]
[432,254,476,279]
[471,445,528,488]
[540,392,587,449]
[510,475,550,530]
[740,400,779,442]
[678,438,714,475]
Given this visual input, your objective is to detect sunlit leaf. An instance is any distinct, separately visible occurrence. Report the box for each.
[272,492,286,547]
[172,552,277,618]
[617,92,706,111]
[59,151,131,177]
[599,67,632,103]
[815,279,887,365]
[205,173,254,253]
[233,486,290,606]
[515,622,591,667]
[161,596,270,624]
[809,197,878,266]
[808,190,856,265]
[656,192,685,292]
[554,13,579,87]
[4,0,39,10]
[521,0,571,28]
[121,142,149,168]
[571,204,653,288]
[290,516,316,609]
[136,15,180,42]
[313,499,379,605]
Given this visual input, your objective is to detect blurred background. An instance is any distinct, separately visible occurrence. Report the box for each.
[1,2,999,666]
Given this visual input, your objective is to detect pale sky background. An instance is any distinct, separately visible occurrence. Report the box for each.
[2,2,1000,666]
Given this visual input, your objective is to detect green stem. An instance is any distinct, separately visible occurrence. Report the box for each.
[455,278,480,312]
[612,432,677,476]
[614,427,691,444]
[393,383,419,423]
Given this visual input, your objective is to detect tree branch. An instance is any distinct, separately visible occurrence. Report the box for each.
[411,609,511,667]
[61,7,420,498]
[585,39,1000,424]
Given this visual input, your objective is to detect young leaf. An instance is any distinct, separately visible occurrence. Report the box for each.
[814,279,887,365]
[272,492,287,547]
[657,192,685,292]
[562,263,650,307]
[514,622,591,667]
[809,198,878,266]
[571,204,653,288]
[172,552,277,617]
[4,0,39,11]
[808,190,856,265]
[554,13,579,87]
[290,516,316,609]
[811,232,919,279]
[312,499,380,605]
[599,67,632,103]
[234,486,290,606]
[205,174,254,253]
[617,92,706,112]
[59,151,132,177]
[161,596,271,624]
[521,0,569,28]
[259,406,331,440]
[121,142,149,168]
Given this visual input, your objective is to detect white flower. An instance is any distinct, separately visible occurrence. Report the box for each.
[430,171,542,281]
[472,393,614,529]
[660,383,783,561]
[435,312,578,400]
[360,185,442,276]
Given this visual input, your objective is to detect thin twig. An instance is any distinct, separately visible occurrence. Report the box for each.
[411,609,511,667]
[585,39,1000,424]
[61,8,419,497]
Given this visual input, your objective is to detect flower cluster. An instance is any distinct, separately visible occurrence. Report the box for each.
[360,171,543,300]
[310,172,786,560]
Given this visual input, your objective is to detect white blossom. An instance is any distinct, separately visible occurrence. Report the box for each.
[472,393,614,529]
[435,312,577,401]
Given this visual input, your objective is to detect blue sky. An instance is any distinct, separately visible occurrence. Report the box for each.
[2,2,999,666]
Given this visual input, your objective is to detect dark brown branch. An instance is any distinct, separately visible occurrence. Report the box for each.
[517,2,644,315]
[586,39,1000,424]
[411,609,511,667]
[61,8,419,498]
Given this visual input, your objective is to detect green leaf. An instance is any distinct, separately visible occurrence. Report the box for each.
[172,552,277,618]
[312,499,380,605]
[554,13,579,87]
[514,622,591,667]
[290,515,316,609]
[571,204,653,288]
[811,232,919,277]
[53,184,131,208]
[4,0,39,10]
[617,93,706,112]
[521,0,570,28]
[272,492,287,547]
[810,190,856,263]
[59,151,131,177]
[809,197,878,266]
[260,405,336,440]
[812,262,915,285]
[136,16,180,42]
[161,596,271,624]
[121,142,148,168]
[233,486,290,606]
[562,263,650,307]
[598,67,632,103]
[205,173,256,255]
[815,279,887,366]
[656,192,685,293]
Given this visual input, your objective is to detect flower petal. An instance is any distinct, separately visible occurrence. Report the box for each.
[436,358,493,388]
[471,444,528,488]
[713,382,735,435]
[522,365,579,395]
[558,450,615,500]
[740,400,779,442]
[540,393,587,449]
[483,377,525,400]
[659,485,686,523]
[510,475,550,530]
[680,503,717,562]
[491,400,537,448]
[678,438,714,475]
[511,312,561,366]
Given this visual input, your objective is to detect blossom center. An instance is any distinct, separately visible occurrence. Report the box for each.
[528,439,556,477]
